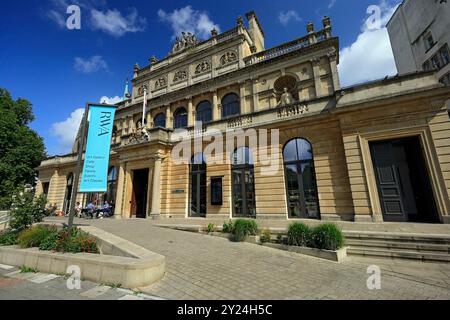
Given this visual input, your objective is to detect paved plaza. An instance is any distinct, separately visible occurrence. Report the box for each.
[1,217,450,300]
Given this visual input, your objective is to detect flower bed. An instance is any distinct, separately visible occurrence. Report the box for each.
[1,225,99,254]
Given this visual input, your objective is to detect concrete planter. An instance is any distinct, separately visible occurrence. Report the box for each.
[0,225,166,289]
[262,243,347,262]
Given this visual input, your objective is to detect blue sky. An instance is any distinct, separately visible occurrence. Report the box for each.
[0,0,401,156]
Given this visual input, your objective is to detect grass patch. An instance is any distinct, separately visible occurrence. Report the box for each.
[20,265,38,273]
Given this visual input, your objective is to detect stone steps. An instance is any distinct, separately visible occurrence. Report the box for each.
[344,231,450,262]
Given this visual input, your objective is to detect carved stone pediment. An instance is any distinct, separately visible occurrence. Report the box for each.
[173,69,188,82]
[154,77,167,90]
[171,32,199,55]
[137,84,148,96]
[195,61,211,75]
[220,51,238,66]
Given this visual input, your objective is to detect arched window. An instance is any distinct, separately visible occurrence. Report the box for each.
[63,173,74,214]
[106,167,117,205]
[153,113,166,128]
[196,100,212,123]
[221,93,240,119]
[283,138,319,219]
[231,147,256,217]
[190,153,207,217]
[174,107,188,129]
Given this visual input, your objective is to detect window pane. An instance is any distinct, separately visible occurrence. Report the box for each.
[174,108,187,128]
[221,93,240,119]
[301,162,319,218]
[196,101,212,123]
[297,139,313,161]
[154,113,166,128]
[283,140,298,162]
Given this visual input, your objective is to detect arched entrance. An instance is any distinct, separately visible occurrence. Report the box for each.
[283,138,320,219]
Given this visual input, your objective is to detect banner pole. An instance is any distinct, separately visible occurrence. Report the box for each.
[68,104,90,229]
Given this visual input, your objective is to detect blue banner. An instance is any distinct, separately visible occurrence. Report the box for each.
[80,105,116,193]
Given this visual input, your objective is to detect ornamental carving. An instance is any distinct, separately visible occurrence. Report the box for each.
[173,69,187,82]
[195,61,211,74]
[137,84,148,96]
[154,77,167,89]
[220,51,237,66]
[171,32,199,55]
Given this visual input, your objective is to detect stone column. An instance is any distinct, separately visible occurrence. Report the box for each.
[114,162,126,219]
[150,153,164,218]
[165,105,172,129]
[252,79,259,112]
[187,98,194,127]
[212,90,219,121]
[328,51,341,92]
[239,83,247,113]
[311,58,322,99]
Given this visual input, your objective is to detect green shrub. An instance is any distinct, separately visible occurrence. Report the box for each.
[233,219,258,242]
[18,225,56,248]
[20,265,38,273]
[53,228,99,254]
[310,223,345,250]
[0,229,19,246]
[206,223,215,233]
[222,220,234,233]
[287,222,311,247]
[260,228,271,243]
[39,232,59,251]
[9,190,47,231]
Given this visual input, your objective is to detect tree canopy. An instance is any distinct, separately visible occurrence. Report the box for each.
[0,88,46,209]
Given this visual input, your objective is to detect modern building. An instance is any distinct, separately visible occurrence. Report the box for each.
[387,0,450,84]
[36,12,450,224]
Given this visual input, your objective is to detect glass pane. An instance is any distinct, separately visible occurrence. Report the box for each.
[301,162,319,218]
[200,173,207,215]
[232,147,253,165]
[191,174,198,214]
[196,101,212,123]
[297,139,313,161]
[283,140,298,162]
[174,108,187,128]
[222,93,240,118]
[285,164,301,217]
[245,169,256,216]
[154,113,166,128]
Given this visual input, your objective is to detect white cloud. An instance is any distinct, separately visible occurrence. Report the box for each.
[99,96,122,104]
[278,10,302,26]
[47,9,66,28]
[328,0,337,9]
[91,8,147,37]
[74,55,108,74]
[51,108,85,155]
[338,1,400,87]
[158,6,220,40]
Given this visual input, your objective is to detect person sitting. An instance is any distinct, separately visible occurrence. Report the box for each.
[75,202,82,218]
[97,201,112,219]
[85,201,95,219]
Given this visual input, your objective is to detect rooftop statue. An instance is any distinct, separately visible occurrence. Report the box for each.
[171,32,199,54]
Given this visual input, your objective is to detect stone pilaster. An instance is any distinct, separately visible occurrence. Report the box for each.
[212,90,219,121]
[328,50,341,92]
[150,153,164,218]
[187,98,194,127]
[311,58,322,99]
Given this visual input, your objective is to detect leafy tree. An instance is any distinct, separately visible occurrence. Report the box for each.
[0,89,46,209]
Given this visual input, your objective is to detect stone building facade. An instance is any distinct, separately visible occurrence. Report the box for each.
[387,0,450,84]
[36,12,450,224]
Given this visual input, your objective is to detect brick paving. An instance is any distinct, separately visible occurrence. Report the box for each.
[41,217,450,300]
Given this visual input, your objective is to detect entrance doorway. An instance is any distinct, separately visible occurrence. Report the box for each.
[370,136,439,223]
[231,147,256,218]
[131,169,149,219]
[190,154,207,217]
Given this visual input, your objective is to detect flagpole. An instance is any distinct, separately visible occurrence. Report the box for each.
[142,88,147,127]
[68,104,90,229]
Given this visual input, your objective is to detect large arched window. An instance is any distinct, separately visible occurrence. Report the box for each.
[196,100,212,123]
[190,153,207,217]
[283,138,319,219]
[63,173,74,214]
[174,107,188,129]
[153,113,166,128]
[221,93,240,119]
[231,147,256,217]
[106,167,117,205]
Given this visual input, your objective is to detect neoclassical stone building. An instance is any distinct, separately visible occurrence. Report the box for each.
[37,12,450,224]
